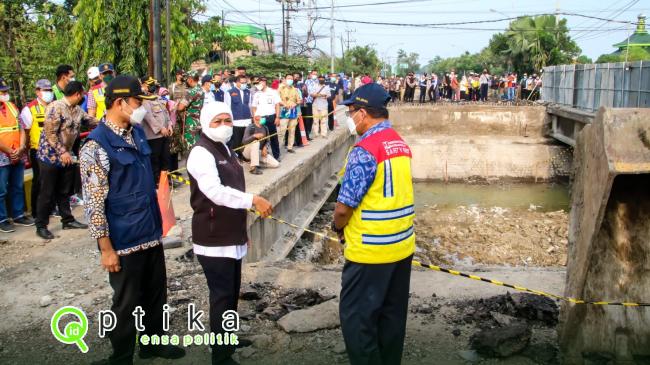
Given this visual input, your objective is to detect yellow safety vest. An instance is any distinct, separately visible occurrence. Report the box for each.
[91,85,106,120]
[28,101,46,149]
[343,127,416,264]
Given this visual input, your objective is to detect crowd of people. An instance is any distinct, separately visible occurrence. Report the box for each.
[0,63,352,237]
[377,69,543,103]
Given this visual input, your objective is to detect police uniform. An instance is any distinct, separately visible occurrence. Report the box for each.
[141,77,172,185]
[335,83,415,365]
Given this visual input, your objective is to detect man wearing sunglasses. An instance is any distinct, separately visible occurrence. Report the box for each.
[187,101,272,365]
[333,83,415,365]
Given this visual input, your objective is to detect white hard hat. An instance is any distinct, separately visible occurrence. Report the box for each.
[87,66,100,80]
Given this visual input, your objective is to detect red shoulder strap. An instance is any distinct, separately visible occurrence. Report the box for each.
[356,128,412,164]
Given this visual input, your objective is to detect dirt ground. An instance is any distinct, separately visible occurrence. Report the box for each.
[0,185,568,365]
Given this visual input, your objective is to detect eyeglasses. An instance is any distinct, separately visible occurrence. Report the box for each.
[344,109,360,118]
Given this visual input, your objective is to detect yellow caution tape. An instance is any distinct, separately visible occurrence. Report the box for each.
[167,176,650,307]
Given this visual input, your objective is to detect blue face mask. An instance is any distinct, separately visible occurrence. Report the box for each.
[260,117,267,125]
[240,83,248,90]
[210,84,216,92]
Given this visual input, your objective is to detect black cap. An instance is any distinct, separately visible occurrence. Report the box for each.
[201,75,213,84]
[105,75,156,100]
[339,83,390,109]
[0,78,9,91]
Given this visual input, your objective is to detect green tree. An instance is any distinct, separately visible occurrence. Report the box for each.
[1,0,74,105]
[231,54,309,78]
[595,48,650,63]
[575,55,593,64]
[338,45,381,76]
[395,49,420,76]
[490,15,581,74]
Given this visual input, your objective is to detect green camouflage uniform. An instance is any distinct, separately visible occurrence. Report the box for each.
[181,85,204,149]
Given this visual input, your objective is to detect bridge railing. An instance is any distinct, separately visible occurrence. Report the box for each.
[542,61,650,112]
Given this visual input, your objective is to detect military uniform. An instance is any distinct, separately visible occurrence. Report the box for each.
[181,85,204,150]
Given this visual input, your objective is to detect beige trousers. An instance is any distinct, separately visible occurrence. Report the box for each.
[243,141,280,169]
[311,107,328,138]
[279,118,298,150]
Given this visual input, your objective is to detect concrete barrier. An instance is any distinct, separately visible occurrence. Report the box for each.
[560,108,650,363]
[388,104,547,137]
[245,126,354,262]
[386,104,570,181]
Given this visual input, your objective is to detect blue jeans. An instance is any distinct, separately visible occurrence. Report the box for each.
[508,87,515,101]
[0,162,26,223]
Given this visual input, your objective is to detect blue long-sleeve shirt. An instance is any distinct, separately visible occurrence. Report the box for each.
[337,120,392,208]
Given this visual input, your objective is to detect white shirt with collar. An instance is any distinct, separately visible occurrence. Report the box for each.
[186,141,253,259]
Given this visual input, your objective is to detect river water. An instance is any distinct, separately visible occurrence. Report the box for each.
[413,182,570,212]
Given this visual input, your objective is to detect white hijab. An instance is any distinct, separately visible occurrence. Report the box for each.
[199,101,233,143]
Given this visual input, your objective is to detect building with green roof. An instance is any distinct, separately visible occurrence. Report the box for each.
[612,14,650,54]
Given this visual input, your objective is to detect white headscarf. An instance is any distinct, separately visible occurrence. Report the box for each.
[199,101,233,142]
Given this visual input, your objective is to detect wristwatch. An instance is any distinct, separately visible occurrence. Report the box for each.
[330,221,344,234]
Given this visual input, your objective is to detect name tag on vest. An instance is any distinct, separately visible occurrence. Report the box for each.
[218,160,228,165]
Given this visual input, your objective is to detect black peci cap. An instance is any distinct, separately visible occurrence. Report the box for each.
[105,75,156,100]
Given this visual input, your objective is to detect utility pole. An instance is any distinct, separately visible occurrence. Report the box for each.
[281,1,287,55]
[330,0,334,73]
[345,28,354,53]
[306,0,315,59]
[222,10,227,65]
[150,0,163,80]
[165,0,171,84]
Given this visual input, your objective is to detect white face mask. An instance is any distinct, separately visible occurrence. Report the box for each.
[0,94,9,103]
[123,100,147,125]
[41,91,54,103]
[205,125,233,144]
[345,117,357,135]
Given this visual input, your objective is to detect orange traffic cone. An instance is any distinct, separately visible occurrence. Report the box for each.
[298,116,309,146]
[157,171,177,237]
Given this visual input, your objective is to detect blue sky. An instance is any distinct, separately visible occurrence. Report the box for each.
[208,0,648,65]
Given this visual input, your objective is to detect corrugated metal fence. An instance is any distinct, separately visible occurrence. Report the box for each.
[542,61,650,112]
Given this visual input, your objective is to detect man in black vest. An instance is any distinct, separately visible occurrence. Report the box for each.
[81,75,185,365]
[187,101,272,365]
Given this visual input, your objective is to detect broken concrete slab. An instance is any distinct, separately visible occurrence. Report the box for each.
[277,299,340,333]
[470,323,532,357]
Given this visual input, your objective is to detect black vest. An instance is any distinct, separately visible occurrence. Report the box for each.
[189,134,247,246]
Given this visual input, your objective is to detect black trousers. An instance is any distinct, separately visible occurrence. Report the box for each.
[303,103,313,140]
[29,149,40,216]
[419,86,427,103]
[35,161,75,228]
[328,100,335,131]
[265,115,280,160]
[197,255,242,364]
[168,152,179,173]
[108,245,167,365]
[428,87,436,102]
[147,137,170,187]
[340,254,412,365]
[228,126,247,157]
[480,84,489,101]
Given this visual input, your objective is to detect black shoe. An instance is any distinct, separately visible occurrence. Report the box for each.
[287,149,296,153]
[36,227,54,239]
[13,216,35,226]
[0,221,15,233]
[213,356,240,365]
[89,359,110,365]
[139,344,186,360]
[51,209,60,217]
[62,220,88,230]
[249,167,263,175]
[236,338,253,348]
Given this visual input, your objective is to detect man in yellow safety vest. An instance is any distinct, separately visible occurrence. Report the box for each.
[88,63,114,120]
[333,83,415,365]
[20,79,54,219]
[0,78,34,232]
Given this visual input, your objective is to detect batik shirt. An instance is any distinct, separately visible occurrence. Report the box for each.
[337,120,391,208]
[79,119,161,256]
[182,85,204,149]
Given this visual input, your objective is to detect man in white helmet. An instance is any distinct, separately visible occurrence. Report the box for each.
[186,101,273,365]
